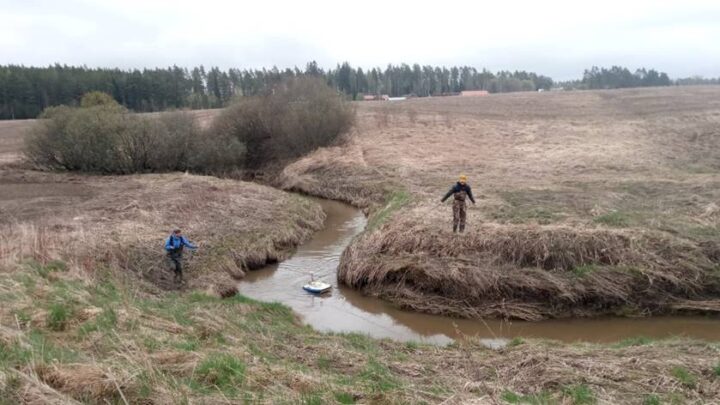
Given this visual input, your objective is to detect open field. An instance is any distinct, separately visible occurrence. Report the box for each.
[1,88,720,403]
[281,86,720,320]
[0,120,32,165]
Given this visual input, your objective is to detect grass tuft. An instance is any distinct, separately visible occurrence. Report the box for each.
[593,211,631,227]
[195,353,246,395]
[46,302,72,331]
[671,366,696,388]
[613,336,653,348]
[367,189,410,231]
[571,264,597,278]
[501,389,553,404]
[508,337,525,347]
[563,384,596,404]
[360,358,399,393]
[643,394,661,405]
[334,391,356,404]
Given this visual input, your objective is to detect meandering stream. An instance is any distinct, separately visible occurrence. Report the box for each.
[238,199,720,345]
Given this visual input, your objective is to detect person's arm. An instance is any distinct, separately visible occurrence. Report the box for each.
[164,237,174,251]
[182,237,198,250]
[441,186,455,202]
[467,186,476,204]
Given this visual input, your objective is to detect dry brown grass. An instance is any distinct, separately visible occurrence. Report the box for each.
[282,86,720,319]
[0,119,32,165]
[33,363,131,402]
[0,168,324,293]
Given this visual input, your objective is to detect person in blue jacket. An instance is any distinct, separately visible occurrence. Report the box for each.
[164,228,197,284]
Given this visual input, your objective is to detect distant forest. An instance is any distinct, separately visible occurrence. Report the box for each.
[0,62,552,119]
[0,62,717,120]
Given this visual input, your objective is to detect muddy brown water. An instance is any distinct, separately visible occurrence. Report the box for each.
[238,199,720,345]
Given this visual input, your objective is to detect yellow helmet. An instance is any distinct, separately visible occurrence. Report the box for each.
[459,174,468,183]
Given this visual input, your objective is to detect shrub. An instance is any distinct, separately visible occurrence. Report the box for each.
[212,76,355,169]
[25,103,244,174]
[27,79,349,174]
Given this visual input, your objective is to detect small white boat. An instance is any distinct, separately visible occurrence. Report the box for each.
[303,280,332,294]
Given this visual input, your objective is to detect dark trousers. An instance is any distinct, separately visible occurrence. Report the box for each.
[453,200,467,232]
[167,253,183,280]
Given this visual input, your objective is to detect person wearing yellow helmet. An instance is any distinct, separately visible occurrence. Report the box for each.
[441,174,476,233]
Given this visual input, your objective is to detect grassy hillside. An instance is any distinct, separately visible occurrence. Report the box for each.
[1,260,719,403]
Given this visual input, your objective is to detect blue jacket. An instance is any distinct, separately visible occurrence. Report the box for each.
[164,235,197,252]
[441,182,476,204]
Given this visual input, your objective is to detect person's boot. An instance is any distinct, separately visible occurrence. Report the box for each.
[459,224,465,233]
[453,224,458,233]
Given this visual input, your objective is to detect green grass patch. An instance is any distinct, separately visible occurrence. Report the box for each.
[501,390,554,404]
[89,280,121,304]
[334,392,356,404]
[593,211,631,227]
[359,358,399,393]
[46,302,73,331]
[13,310,31,327]
[562,384,595,404]
[27,260,67,278]
[342,332,377,353]
[613,336,653,348]
[300,392,325,405]
[367,189,410,231]
[508,337,525,347]
[316,355,332,371]
[713,361,720,377]
[174,338,200,352]
[671,366,696,388]
[571,264,597,278]
[504,207,562,225]
[643,394,661,405]
[685,225,720,240]
[78,307,118,336]
[142,336,161,352]
[194,353,246,396]
[0,330,80,367]
[187,291,223,304]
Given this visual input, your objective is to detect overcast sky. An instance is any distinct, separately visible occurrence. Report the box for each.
[1,0,718,80]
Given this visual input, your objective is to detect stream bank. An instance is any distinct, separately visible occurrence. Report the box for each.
[239,198,720,344]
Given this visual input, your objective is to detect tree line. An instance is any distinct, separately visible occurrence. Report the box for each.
[581,66,671,89]
[2,62,717,120]
[0,62,553,119]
